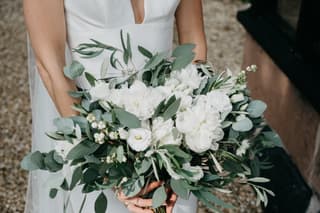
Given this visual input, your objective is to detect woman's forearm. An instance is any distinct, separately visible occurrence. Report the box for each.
[24,0,79,117]
[175,0,207,62]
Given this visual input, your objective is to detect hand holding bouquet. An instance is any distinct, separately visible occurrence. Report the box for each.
[22,31,280,213]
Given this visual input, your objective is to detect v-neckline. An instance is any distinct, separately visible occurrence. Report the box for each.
[129,0,147,25]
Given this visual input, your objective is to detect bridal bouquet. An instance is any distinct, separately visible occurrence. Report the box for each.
[22,31,280,213]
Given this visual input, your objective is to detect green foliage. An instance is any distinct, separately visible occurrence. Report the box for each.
[64,61,85,80]
[95,192,108,213]
[113,108,141,128]
[152,185,167,208]
[66,140,100,160]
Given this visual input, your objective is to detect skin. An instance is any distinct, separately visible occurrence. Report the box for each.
[24,0,207,212]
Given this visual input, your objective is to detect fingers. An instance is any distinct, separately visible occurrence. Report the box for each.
[127,204,153,213]
[166,192,178,213]
[139,181,164,195]
[126,197,153,208]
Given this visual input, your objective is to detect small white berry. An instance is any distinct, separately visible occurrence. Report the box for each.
[91,122,98,129]
[98,121,106,130]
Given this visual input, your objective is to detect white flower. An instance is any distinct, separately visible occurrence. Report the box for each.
[109,131,118,140]
[176,98,223,153]
[119,81,166,120]
[236,139,250,156]
[127,128,152,151]
[118,128,129,140]
[91,122,98,129]
[152,117,181,146]
[86,113,96,123]
[185,128,214,153]
[89,81,110,101]
[97,121,106,130]
[205,91,233,120]
[94,132,105,144]
[165,64,204,96]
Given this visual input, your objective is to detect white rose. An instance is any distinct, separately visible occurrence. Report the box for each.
[127,128,152,151]
[89,81,110,101]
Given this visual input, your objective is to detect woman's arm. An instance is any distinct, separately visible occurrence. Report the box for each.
[175,0,207,62]
[24,0,79,117]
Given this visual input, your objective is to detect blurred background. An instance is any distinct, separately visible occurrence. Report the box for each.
[0,0,319,212]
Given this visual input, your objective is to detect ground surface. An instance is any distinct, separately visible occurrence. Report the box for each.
[0,0,261,212]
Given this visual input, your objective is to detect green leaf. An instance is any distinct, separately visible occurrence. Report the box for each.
[95,192,108,213]
[134,159,152,175]
[162,98,181,121]
[116,146,124,163]
[70,166,82,190]
[21,151,45,171]
[83,168,100,183]
[44,151,63,172]
[196,190,234,209]
[170,179,189,200]
[71,116,89,130]
[49,188,58,199]
[45,132,65,141]
[66,140,100,160]
[262,131,282,147]
[247,100,267,118]
[172,43,195,58]
[122,176,145,197]
[64,61,85,80]
[172,53,195,71]
[53,117,74,135]
[85,72,96,86]
[138,45,153,59]
[232,117,253,132]
[113,108,141,128]
[152,185,167,208]
[161,145,191,161]
[68,90,86,98]
[143,52,167,70]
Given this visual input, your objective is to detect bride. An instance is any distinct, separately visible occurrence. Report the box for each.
[23,0,207,212]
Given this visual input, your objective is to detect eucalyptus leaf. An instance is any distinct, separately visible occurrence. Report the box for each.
[53,117,74,135]
[134,159,152,175]
[49,188,58,199]
[170,179,189,200]
[172,43,195,58]
[66,140,100,160]
[152,185,167,208]
[247,100,267,118]
[232,117,253,132]
[21,151,45,171]
[64,61,85,80]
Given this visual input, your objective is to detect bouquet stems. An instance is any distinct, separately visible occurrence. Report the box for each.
[155,206,166,213]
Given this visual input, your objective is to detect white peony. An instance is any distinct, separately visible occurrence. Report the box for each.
[176,97,224,153]
[127,128,152,152]
[165,64,204,96]
[152,117,181,146]
[118,80,166,120]
[205,91,233,120]
[89,81,110,101]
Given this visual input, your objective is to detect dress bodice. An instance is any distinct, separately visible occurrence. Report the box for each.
[64,0,180,88]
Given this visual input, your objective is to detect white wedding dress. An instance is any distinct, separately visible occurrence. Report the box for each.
[25,0,198,212]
